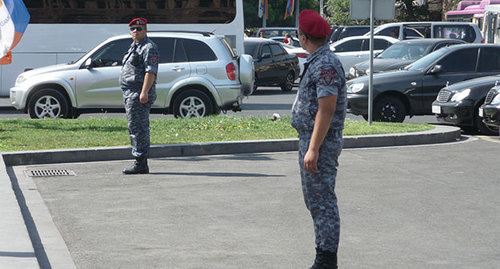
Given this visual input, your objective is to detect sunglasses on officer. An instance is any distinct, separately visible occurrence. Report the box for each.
[130,26,143,32]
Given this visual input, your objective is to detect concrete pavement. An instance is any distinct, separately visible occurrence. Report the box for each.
[3,136,500,268]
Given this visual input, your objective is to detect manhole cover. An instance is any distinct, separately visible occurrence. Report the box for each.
[25,169,76,177]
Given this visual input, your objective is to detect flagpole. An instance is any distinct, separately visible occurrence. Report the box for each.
[295,0,299,27]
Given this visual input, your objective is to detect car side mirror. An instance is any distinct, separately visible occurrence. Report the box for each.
[260,53,271,60]
[429,65,442,74]
[84,58,93,69]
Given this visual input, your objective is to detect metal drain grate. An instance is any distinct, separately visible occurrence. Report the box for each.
[25,169,76,177]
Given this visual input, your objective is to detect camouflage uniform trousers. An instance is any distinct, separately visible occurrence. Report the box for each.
[124,92,152,158]
[298,129,343,253]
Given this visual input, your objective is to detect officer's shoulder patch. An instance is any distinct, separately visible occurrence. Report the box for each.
[150,55,158,65]
[320,68,336,86]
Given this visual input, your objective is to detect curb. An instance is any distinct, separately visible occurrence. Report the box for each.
[2,125,461,166]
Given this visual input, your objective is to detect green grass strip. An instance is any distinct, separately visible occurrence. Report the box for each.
[0,116,433,152]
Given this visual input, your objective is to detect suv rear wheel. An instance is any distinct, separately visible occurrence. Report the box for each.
[173,89,214,118]
[28,88,70,119]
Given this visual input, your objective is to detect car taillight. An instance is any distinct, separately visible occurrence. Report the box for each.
[226,62,237,80]
[296,53,308,58]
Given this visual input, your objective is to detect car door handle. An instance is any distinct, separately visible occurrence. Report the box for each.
[171,66,185,72]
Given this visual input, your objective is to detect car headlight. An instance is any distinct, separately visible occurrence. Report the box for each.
[15,74,27,86]
[492,93,500,104]
[450,88,471,102]
[349,67,356,77]
[347,82,365,93]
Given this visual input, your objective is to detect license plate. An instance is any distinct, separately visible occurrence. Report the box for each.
[478,108,483,118]
[432,105,441,114]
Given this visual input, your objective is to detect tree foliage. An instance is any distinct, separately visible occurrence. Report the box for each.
[243,0,319,28]
[324,0,458,26]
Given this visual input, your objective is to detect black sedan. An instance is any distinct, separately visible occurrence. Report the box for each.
[244,38,300,95]
[347,44,500,122]
[432,75,500,135]
[349,38,465,79]
[480,87,500,129]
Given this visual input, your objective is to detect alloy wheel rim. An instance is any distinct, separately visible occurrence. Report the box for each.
[179,96,206,118]
[35,96,61,118]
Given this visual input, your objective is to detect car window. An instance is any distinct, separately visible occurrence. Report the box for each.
[436,48,477,72]
[270,44,286,56]
[244,42,258,57]
[406,47,450,71]
[90,39,131,68]
[335,39,363,52]
[150,37,174,63]
[375,26,399,39]
[173,39,188,63]
[181,39,217,62]
[478,48,500,72]
[261,44,272,56]
[331,27,344,42]
[378,42,432,59]
[434,25,476,43]
[361,39,391,51]
[403,27,424,39]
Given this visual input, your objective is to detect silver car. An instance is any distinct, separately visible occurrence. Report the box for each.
[10,31,254,119]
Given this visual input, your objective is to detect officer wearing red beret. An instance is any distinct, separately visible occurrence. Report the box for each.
[120,18,159,174]
[291,9,346,269]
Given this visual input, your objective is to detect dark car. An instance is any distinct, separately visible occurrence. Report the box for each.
[349,38,466,79]
[244,38,300,94]
[432,76,500,135]
[346,44,500,122]
[480,87,500,129]
[329,26,370,43]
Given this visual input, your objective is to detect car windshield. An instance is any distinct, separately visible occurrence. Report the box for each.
[377,42,433,60]
[404,47,450,71]
[244,42,258,56]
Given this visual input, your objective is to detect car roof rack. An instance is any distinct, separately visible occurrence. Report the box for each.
[149,30,213,36]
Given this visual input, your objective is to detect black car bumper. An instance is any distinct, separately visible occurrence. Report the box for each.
[432,100,475,127]
[481,103,500,127]
[347,93,368,115]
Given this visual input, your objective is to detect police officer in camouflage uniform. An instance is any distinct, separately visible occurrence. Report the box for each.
[291,10,346,269]
[120,18,159,174]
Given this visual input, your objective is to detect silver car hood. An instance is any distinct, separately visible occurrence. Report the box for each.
[21,63,78,79]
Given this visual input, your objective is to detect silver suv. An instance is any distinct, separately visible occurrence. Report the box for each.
[10,31,254,118]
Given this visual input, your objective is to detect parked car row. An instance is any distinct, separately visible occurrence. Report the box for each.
[346,44,500,127]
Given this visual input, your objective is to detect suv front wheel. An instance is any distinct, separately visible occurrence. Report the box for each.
[173,89,214,118]
[28,88,70,119]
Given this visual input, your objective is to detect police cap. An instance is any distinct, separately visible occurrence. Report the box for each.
[298,10,331,37]
[129,18,147,26]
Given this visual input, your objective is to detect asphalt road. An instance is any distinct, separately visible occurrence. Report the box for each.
[11,136,500,269]
[0,86,439,124]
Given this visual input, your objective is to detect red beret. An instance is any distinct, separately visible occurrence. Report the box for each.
[129,18,147,26]
[299,10,331,37]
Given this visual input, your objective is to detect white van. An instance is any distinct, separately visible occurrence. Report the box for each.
[366,22,483,43]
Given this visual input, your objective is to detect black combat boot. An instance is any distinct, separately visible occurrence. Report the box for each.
[122,157,149,174]
[310,248,338,269]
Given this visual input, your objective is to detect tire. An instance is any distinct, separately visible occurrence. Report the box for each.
[280,71,294,92]
[251,78,258,95]
[28,88,70,119]
[373,96,406,122]
[172,89,214,118]
[476,109,499,135]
